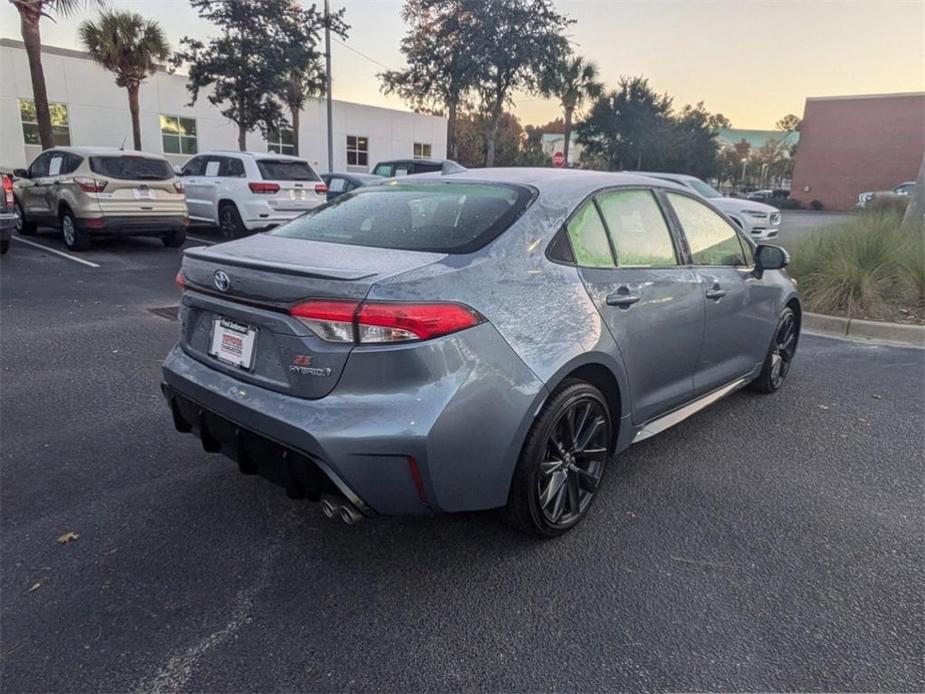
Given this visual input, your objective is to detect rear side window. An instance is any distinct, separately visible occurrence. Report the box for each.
[220,157,245,177]
[413,162,442,174]
[667,192,749,266]
[566,200,614,268]
[596,190,677,267]
[257,159,319,181]
[272,182,532,253]
[327,177,347,193]
[90,156,172,180]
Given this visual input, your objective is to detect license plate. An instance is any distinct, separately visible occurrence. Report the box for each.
[289,189,306,200]
[133,188,155,200]
[209,318,257,369]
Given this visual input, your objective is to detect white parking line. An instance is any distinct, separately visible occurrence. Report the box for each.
[186,235,216,245]
[12,237,101,268]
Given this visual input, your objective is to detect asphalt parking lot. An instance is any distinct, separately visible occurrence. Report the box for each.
[776,209,855,250]
[1,228,923,693]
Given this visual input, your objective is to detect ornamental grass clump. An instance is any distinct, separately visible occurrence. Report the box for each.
[789,206,924,320]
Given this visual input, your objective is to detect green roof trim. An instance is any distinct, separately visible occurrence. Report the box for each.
[717,128,800,150]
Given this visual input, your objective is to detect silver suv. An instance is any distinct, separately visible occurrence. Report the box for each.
[13,147,188,251]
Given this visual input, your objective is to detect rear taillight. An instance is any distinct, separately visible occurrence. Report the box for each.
[314,182,328,194]
[289,300,483,343]
[175,271,185,291]
[75,176,106,193]
[2,175,12,206]
[248,182,280,194]
[174,180,185,193]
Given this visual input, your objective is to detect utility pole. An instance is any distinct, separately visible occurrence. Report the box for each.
[324,0,334,173]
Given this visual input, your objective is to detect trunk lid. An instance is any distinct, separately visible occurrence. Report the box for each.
[179,234,446,399]
[255,158,326,213]
[89,155,186,217]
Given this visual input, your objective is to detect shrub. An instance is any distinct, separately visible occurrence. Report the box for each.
[775,198,804,210]
[809,199,824,210]
[789,207,925,317]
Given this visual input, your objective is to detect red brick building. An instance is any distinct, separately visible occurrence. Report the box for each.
[790,92,925,210]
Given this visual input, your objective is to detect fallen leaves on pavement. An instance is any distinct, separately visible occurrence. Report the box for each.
[57,532,79,545]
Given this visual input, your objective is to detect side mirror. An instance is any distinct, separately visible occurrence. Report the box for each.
[13,168,29,179]
[754,244,789,277]
[173,165,185,176]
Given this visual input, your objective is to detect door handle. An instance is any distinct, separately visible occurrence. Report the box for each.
[606,290,640,308]
[705,287,728,300]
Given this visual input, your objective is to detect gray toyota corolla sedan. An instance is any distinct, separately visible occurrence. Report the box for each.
[163,168,800,536]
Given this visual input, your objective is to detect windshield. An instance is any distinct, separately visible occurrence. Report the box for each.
[686,178,723,198]
[89,156,173,180]
[271,182,533,253]
[256,159,319,181]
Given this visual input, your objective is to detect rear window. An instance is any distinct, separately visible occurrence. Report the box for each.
[256,159,319,181]
[89,156,172,180]
[271,182,533,253]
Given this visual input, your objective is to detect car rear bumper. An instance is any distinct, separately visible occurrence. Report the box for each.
[0,212,16,241]
[79,215,189,236]
[240,200,322,231]
[160,323,546,515]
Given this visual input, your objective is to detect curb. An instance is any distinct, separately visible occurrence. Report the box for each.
[803,312,925,348]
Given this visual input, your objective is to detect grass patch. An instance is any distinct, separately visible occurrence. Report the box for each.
[788,206,925,323]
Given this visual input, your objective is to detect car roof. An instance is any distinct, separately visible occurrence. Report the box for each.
[410,167,688,198]
[324,172,380,182]
[43,146,168,160]
[199,150,309,162]
[375,158,447,166]
[632,170,699,183]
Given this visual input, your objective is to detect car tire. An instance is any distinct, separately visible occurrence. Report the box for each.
[162,227,187,247]
[0,238,9,255]
[15,200,36,235]
[506,379,613,538]
[61,210,91,251]
[749,307,799,394]
[218,202,245,240]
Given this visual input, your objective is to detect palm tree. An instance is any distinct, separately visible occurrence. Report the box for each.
[541,55,604,167]
[9,0,97,149]
[280,64,325,157]
[79,9,169,151]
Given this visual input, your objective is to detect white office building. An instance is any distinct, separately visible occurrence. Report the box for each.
[0,38,447,172]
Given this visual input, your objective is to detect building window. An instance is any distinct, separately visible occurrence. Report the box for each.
[413,142,432,159]
[19,99,70,146]
[346,135,368,167]
[160,115,198,155]
[267,128,295,155]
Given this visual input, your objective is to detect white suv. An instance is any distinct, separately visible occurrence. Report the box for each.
[637,172,782,240]
[179,151,327,237]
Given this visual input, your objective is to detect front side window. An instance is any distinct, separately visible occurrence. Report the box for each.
[267,128,295,155]
[346,135,368,167]
[19,99,70,146]
[413,142,432,159]
[160,115,198,155]
[566,200,614,268]
[596,189,677,267]
[327,177,347,193]
[667,192,749,266]
[273,182,531,253]
[29,152,51,177]
[373,163,392,177]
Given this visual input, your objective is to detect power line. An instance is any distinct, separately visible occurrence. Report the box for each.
[331,37,393,71]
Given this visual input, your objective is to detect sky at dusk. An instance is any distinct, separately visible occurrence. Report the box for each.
[1,0,922,129]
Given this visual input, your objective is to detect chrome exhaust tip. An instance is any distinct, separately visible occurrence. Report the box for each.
[320,498,337,519]
[339,504,363,525]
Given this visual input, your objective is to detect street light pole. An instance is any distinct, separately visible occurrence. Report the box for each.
[324,0,333,173]
[740,158,748,189]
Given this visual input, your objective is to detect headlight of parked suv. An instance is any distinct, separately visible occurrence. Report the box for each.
[743,210,768,219]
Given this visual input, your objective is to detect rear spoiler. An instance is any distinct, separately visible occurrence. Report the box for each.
[183,246,377,281]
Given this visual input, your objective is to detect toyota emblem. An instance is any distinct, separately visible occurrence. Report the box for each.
[213,270,230,292]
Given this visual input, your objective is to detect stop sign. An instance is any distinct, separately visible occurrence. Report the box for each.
[552,151,566,168]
